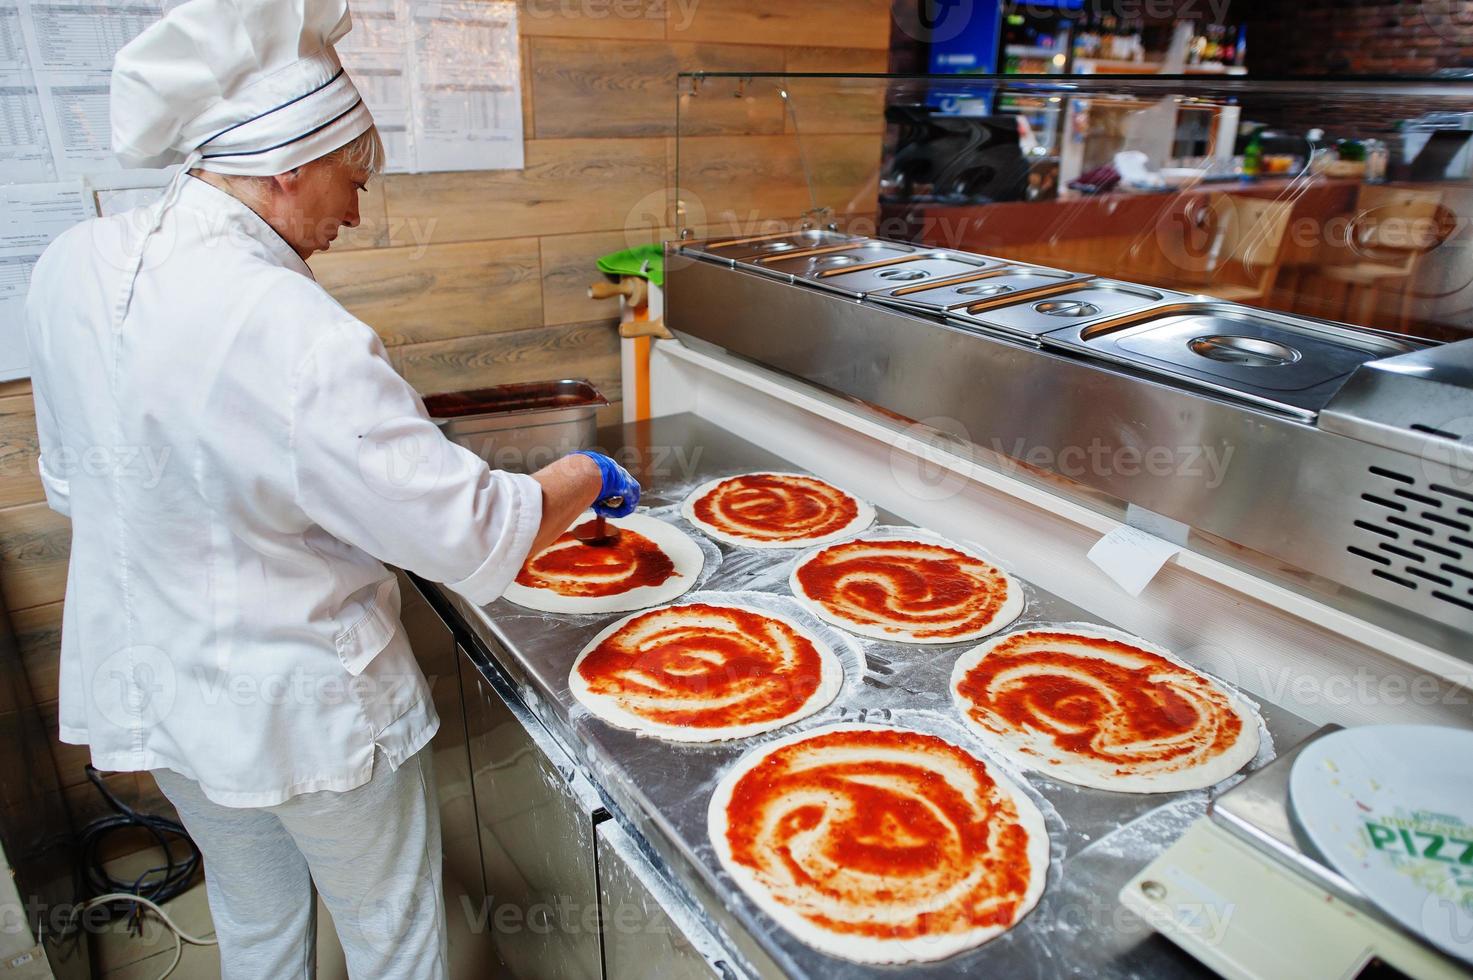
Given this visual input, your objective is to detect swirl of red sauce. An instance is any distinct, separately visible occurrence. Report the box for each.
[516,521,675,597]
[719,727,1038,942]
[576,604,826,729]
[692,474,859,544]
[953,630,1244,776]
[794,539,1013,640]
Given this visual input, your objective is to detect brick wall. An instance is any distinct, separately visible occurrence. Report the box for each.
[1243,0,1473,75]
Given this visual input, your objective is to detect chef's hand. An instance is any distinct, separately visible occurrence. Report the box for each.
[572,451,641,518]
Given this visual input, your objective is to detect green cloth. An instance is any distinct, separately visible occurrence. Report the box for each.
[596,244,664,287]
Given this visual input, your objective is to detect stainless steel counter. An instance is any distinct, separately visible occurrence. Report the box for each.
[435,412,1319,979]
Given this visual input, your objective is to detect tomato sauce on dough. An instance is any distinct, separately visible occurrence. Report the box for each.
[693,474,859,543]
[795,539,1011,639]
[954,630,1243,774]
[577,604,824,728]
[721,728,1035,939]
[516,522,676,597]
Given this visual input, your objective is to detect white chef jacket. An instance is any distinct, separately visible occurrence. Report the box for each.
[24,176,543,806]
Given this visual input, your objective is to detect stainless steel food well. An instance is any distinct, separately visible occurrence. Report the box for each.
[867,263,1083,314]
[681,229,861,265]
[742,240,920,282]
[665,248,1473,650]
[805,251,1000,299]
[1042,302,1425,419]
[954,279,1184,343]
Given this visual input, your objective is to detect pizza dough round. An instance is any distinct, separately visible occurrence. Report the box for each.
[503,513,703,615]
[950,625,1261,793]
[708,723,1049,964]
[789,536,1023,644]
[569,602,842,742]
[681,472,874,549]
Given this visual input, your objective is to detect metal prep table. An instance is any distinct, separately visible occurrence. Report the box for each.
[415,412,1324,980]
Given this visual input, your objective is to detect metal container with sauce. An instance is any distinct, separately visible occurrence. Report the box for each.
[423,379,609,472]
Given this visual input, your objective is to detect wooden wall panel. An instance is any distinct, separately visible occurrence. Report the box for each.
[517,0,666,40]
[806,133,885,215]
[13,601,61,706]
[311,238,543,346]
[531,38,785,139]
[0,395,42,509]
[382,138,668,246]
[782,49,888,134]
[0,503,69,612]
[539,230,642,327]
[395,319,621,399]
[672,134,812,225]
[669,0,891,49]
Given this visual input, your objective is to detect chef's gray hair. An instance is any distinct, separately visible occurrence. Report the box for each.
[323,125,385,176]
[192,125,385,204]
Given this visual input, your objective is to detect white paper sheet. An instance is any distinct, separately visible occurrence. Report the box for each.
[408,0,522,172]
[0,180,91,381]
[2,0,522,185]
[1086,515,1185,599]
[0,70,53,181]
[335,0,414,172]
[0,0,55,181]
[90,169,166,215]
[17,0,162,177]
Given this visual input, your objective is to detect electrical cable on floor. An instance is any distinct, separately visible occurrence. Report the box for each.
[66,892,217,980]
[67,765,217,980]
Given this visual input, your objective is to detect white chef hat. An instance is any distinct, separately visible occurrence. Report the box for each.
[111,0,375,177]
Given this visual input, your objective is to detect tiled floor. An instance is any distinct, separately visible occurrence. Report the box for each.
[93,853,499,979]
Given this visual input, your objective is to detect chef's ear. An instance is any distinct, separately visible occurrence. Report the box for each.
[272,166,307,195]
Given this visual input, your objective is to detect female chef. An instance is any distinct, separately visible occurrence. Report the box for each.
[22,0,637,976]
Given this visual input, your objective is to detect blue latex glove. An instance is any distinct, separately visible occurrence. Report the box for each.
[573,451,640,518]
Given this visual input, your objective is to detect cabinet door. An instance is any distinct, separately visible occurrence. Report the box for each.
[459,644,605,980]
[596,820,737,980]
[397,572,485,907]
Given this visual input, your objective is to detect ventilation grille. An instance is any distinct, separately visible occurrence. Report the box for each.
[1348,465,1473,617]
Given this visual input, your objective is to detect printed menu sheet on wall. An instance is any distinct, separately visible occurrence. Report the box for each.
[0,0,524,380]
[0,180,89,381]
[338,0,524,173]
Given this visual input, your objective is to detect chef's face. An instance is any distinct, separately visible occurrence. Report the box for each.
[273,156,370,259]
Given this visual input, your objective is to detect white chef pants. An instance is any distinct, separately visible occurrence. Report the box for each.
[151,748,448,980]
